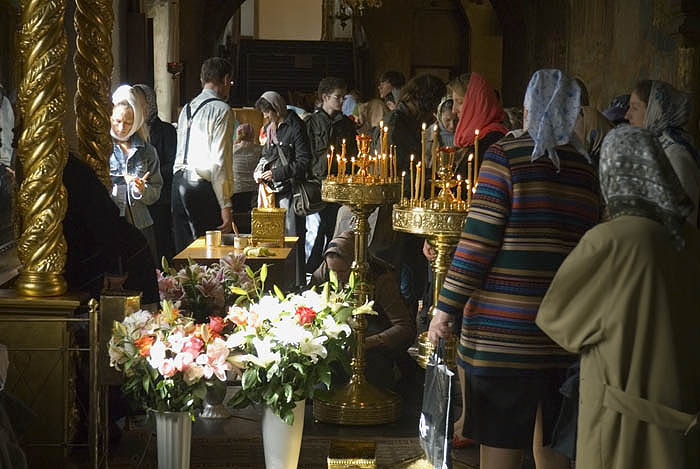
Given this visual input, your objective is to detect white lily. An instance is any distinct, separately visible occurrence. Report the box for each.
[299,335,328,363]
[147,338,167,369]
[270,318,311,345]
[321,315,352,339]
[353,300,377,316]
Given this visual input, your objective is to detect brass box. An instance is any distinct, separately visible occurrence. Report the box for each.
[328,440,377,469]
[251,207,286,247]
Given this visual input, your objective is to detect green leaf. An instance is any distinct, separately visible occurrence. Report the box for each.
[273,285,285,301]
[283,384,293,403]
[291,362,306,376]
[242,367,259,390]
[320,369,332,389]
[260,263,268,286]
[192,382,207,400]
[282,410,295,425]
[349,271,356,289]
[142,374,150,394]
[266,363,279,381]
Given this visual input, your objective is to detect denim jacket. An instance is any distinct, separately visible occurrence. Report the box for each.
[110,134,163,229]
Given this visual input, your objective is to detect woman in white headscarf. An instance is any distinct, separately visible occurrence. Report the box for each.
[428,69,600,469]
[109,84,163,263]
[253,90,312,286]
[537,125,700,469]
[626,79,700,224]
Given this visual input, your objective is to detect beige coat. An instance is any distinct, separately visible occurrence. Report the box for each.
[537,216,700,469]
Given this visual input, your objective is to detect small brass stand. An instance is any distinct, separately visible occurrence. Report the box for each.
[392,148,470,368]
[313,179,403,425]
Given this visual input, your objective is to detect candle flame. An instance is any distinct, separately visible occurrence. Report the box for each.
[468,153,474,161]
[342,138,346,144]
[475,129,480,136]
[410,154,415,161]
[457,174,461,181]
[379,120,384,128]
[402,171,406,176]
[422,122,427,130]
[434,124,438,132]
[330,145,334,150]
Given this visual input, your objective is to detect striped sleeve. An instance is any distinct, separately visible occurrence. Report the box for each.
[435,144,512,317]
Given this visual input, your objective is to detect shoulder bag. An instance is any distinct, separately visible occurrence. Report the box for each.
[275,145,325,216]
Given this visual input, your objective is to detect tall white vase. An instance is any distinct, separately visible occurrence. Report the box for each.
[262,400,306,469]
[154,411,192,469]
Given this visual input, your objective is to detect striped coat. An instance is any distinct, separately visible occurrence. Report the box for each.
[436,133,600,376]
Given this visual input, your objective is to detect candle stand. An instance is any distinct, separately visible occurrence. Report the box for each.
[392,148,469,368]
[313,133,403,425]
[313,180,402,425]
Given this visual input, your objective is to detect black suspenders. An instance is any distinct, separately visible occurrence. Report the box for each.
[183,97,224,165]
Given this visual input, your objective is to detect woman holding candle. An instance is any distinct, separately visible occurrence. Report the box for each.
[428,69,600,469]
[449,73,508,177]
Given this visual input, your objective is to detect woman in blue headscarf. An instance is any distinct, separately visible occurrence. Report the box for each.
[428,69,600,469]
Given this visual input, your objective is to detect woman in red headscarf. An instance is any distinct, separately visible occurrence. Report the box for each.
[450,73,508,175]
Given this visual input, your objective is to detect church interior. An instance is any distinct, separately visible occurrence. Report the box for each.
[0,0,699,468]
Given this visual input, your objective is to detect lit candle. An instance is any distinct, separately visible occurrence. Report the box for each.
[401,171,406,203]
[474,129,480,177]
[431,124,438,198]
[330,144,335,163]
[456,174,462,202]
[341,138,347,161]
[382,126,389,156]
[326,153,332,179]
[337,156,342,180]
[467,153,474,200]
[415,162,422,203]
[351,157,356,177]
[410,154,415,201]
[392,145,397,181]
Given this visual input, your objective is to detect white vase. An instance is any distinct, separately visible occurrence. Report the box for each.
[154,411,192,469]
[262,400,306,469]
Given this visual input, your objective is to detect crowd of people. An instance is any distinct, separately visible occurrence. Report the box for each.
[16,52,697,467]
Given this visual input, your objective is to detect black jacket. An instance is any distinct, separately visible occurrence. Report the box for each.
[306,107,357,178]
[148,117,177,206]
[260,111,312,193]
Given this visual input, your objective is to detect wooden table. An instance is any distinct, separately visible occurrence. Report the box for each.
[173,237,298,291]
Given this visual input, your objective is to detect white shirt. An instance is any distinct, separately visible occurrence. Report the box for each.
[174,88,234,209]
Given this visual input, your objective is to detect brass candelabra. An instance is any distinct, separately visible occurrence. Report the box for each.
[313,134,402,425]
[392,147,473,368]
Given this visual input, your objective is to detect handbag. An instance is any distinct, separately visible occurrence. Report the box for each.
[419,338,454,469]
[275,144,325,216]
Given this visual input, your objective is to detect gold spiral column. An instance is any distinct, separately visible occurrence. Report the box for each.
[15,0,69,297]
[74,0,114,190]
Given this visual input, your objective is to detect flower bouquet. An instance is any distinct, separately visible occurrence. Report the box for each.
[157,253,257,323]
[224,272,372,425]
[108,300,238,414]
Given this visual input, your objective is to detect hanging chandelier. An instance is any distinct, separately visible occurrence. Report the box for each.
[340,0,382,15]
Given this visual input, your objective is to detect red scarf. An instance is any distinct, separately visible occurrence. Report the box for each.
[454,73,508,148]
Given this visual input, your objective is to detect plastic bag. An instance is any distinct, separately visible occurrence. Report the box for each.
[419,339,454,469]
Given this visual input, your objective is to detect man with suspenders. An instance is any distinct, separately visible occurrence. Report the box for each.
[172,57,237,252]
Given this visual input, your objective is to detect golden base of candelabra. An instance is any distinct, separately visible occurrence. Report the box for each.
[415,332,458,369]
[313,379,402,425]
[321,179,401,206]
[392,203,469,236]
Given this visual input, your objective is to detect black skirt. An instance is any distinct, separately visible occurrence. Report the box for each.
[462,369,566,449]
